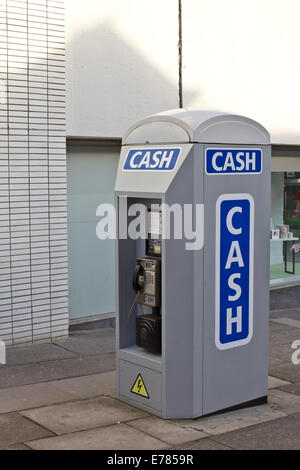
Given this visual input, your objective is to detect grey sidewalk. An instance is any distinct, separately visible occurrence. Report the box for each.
[1,310,300,450]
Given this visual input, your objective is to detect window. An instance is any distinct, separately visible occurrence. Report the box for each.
[270,147,300,286]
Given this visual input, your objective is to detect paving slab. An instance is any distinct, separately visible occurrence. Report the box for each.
[269,325,300,346]
[270,308,300,320]
[0,382,76,413]
[70,328,115,339]
[270,319,290,329]
[54,330,115,355]
[269,361,300,383]
[26,423,169,450]
[272,317,300,329]
[128,416,207,446]
[269,356,287,370]
[268,388,300,415]
[0,443,31,450]
[49,371,116,399]
[270,342,295,364]
[21,396,148,435]
[278,382,300,396]
[174,404,285,436]
[0,353,116,389]
[268,375,291,389]
[0,412,53,448]
[213,412,300,450]
[172,437,232,450]
[6,343,77,366]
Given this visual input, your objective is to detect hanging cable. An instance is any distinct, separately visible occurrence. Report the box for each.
[127,297,137,323]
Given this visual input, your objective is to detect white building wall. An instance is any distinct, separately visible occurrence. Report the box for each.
[182,0,300,145]
[66,0,300,144]
[0,0,68,345]
[65,0,179,138]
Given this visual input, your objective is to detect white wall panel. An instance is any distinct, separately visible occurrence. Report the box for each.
[182,0,300,145]
[65,0,179,138]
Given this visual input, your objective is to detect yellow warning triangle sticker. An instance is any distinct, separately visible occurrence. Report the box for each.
[131,374,150,399]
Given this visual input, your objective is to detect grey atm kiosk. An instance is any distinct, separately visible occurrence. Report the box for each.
[115,109,270,419]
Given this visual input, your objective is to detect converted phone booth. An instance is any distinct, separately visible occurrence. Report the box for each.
[114,109,271,419]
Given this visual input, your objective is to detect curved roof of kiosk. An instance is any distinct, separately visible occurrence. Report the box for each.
[122,108,270,146]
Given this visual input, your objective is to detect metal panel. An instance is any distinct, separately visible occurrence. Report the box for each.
[202,144,270,414]
[119,360,162,413]
[115,144,193,194]
[163,146,204,418]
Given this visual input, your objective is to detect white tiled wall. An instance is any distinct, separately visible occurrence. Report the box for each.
[0,0,68,345]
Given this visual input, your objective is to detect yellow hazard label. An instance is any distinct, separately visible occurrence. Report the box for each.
[131,374,149,399]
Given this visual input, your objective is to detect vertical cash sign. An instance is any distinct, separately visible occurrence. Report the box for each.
[215,194,254,350]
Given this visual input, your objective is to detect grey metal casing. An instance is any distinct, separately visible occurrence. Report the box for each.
[115,109,270,418]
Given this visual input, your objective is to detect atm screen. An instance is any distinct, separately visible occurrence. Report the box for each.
[146,210,162,257]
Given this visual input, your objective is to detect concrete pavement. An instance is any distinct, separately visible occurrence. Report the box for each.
[0,309,300,450]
